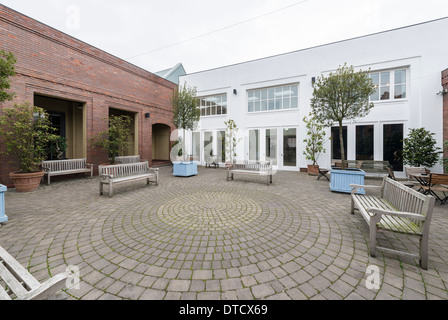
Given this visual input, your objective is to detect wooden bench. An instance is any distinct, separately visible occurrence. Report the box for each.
[99,161,159,197]
[227,161,273,185]
[42,158,93,185]
[115,155,140,164]
[0,246,69,300]
[350,176,435,269]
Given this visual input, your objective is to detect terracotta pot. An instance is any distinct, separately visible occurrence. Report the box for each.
[307,164,320,176]
[9,171,45,193]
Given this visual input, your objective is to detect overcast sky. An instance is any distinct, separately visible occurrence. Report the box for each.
[1,0,448,75]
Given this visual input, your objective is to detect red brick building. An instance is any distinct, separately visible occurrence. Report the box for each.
[0,5,176,186]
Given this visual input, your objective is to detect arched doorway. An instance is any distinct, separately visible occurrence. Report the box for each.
[152,124,171,166]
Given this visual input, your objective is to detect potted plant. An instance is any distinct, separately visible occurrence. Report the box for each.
[403,128,442,171]
[311,63,376,193]
[171,83,200,177]
[0,103,54,192]
[302,112,327,175]
[91,114,132,165]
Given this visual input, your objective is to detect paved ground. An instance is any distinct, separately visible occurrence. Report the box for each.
[1,166,447,300]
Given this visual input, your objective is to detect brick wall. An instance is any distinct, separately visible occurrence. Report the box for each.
[0,5,176,186]
[442,68,448,172]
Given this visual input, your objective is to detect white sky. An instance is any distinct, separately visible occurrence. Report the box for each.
[1,0,448,74]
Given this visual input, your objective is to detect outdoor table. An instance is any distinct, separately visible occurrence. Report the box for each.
[409,173,430,192]
[317,168,330,181]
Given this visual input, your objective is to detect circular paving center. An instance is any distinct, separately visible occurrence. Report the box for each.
[157,191,263,231]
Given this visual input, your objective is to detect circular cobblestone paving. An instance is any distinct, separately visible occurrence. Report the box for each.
[156,191,264,231]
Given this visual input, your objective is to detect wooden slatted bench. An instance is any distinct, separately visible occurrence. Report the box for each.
[99,161,159,197]
[350,176,435,269]
[115,155,140,164]
[42,158,93,185]
[227,161,273,185]
[0,246,69,300]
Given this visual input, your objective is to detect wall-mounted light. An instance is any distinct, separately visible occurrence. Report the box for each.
[145,113,151,118]
[233,89,237,95]
[311,77,316,85]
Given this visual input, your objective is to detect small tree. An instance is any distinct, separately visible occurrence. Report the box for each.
[224,119,242,163]
[92,115,132,164]
[303,112,327,167]
[0,50,16,102]
[172,83,200,161]
[311,63,376,169]
[402,128,441,168]
[0,102,54,173]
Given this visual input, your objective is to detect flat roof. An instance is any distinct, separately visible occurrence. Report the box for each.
[182,16,448,77]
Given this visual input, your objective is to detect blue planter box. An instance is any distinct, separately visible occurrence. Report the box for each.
[173,162,198,177]
[330,168,365,194]
[0,184,7,224]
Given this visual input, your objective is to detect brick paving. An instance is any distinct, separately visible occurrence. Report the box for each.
[1,166,447,300]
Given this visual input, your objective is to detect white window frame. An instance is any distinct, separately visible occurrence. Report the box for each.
[198,94,227,117]
[369,68,407,102]
[247,83,299,113]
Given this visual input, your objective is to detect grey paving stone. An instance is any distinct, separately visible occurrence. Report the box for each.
[1,167,447,301]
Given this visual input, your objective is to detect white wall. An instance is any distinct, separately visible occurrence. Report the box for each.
[180,18,448,172]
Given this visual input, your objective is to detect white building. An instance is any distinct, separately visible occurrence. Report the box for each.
[179,17,448,174]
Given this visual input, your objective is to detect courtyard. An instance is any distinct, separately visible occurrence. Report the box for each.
[1,166,447,300]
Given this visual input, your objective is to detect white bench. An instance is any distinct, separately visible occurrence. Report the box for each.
[350,176,435,269]
[227,161,273,185]
[42,158,93,185]
[115,155,140,164]
[99,161,159,197]
[0,246,69,300]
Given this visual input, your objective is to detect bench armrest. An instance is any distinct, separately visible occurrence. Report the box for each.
[350,184,382,194]
[368,208,426,221]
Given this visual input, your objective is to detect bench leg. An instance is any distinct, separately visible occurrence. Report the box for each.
[99,181,103,196]
[369,222,377,257]
[420,234,429,270]
[350,197,355,214]
[47,174,51,186]
[109,181,113,198]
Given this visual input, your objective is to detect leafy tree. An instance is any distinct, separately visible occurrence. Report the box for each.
[0,50,16,102]
[402,128,441,168]
[0,102,54,172]
[310,63,376,169]
[92,115,132,164]
[303,112,327,166]
[171,83,200,161]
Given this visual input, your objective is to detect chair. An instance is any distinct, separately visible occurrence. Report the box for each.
[387,166,416,188]
[421,173,448,204]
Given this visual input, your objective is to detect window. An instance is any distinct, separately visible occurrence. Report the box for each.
[369,69,406,102]
[383,124,403,171]
[248,84,298,112]
[198,94,227,117]
[331,126,347,160]
[356,125,374,160]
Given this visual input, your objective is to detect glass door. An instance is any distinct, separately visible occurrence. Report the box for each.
[249,129,260,161]
[280,128,297,170]
[265,129,277,165]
